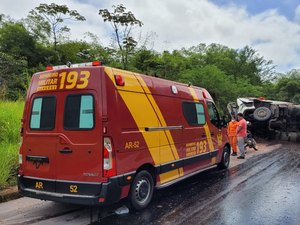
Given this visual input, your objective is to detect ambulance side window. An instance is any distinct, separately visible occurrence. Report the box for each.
[30,96,56,130]
[207,102,220,127]
[64,94,94,130]
[183,102,205,125]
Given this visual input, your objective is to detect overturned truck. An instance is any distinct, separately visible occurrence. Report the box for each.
[227,97,300,139]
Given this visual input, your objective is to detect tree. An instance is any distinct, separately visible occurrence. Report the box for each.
[0,20,56,99]
[82,32,116,65]
[57,40,111,65]
[99,4,143,69]
[0,52,27,100]
[179,65,236,112]
[158,50,188,80]
[236,46,275,83]
[29,3,86,50]
[275,70,300,103]
[193,44,275,85]
[0,22,38,66]
[24,13,51,45]
[130,48,161,74]
[179,65,263,114]
[204,44,239,79]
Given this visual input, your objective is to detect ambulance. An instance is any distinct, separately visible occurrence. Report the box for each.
[18,61,230,210]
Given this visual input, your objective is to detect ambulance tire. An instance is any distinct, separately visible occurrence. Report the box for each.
[129,170,154,210]
[217,146,230,169]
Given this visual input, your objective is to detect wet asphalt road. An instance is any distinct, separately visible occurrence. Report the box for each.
[0,142,299,225]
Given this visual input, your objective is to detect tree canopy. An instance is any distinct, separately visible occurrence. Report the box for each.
[99,4,143,69]
[0,4,298,114]
[28,3,86,50]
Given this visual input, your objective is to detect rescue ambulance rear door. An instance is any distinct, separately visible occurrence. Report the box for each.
[54,67,103,193]
[24,66,104,195]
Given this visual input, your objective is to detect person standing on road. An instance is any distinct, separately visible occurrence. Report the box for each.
[236,113,247,159]
[227,116,238,156]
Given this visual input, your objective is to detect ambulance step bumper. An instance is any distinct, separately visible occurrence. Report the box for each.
[18,175,122,206]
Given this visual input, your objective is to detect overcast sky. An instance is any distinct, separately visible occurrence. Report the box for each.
[2,0,300,73]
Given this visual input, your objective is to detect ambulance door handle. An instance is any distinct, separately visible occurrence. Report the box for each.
[210,132,214,136]
[59,148,73,154]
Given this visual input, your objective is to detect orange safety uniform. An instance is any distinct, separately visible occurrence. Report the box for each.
[227,120,238,153]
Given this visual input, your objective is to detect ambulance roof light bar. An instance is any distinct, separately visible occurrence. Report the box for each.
[45,61,102,71]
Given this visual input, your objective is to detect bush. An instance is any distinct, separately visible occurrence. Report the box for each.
[0,101,24,188]
[0,143,19,187]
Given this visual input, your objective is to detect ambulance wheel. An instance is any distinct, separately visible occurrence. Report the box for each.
[129,170,154,210]
[218,146,230,169]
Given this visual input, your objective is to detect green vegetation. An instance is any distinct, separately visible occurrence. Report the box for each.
[0,3,299,108]
[0,101,24,188]
[99,4,143,69]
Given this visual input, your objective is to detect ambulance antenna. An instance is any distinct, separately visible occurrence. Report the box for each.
[66,61,72,68]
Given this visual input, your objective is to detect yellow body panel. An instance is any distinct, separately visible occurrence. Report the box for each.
[105,67,183,184]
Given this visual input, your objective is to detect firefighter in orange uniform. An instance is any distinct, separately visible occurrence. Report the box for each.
[227,116,238,156]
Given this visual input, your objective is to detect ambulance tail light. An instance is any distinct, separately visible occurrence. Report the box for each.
[18,153,23,175]
[19,154,22,165]
[103,137,116,177]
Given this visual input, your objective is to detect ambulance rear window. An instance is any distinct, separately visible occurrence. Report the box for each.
[30,96,56,130]
[64,94,94,130]
[183,102,205,126]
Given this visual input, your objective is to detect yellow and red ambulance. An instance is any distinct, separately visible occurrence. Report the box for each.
[18,61,230,210]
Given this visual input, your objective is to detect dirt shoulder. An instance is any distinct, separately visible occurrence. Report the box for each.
[230,139,282,168]
[0,186,20,203]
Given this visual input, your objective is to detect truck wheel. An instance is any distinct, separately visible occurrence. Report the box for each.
[253,107,271,121]
[218,146,230,169]
[129,170,154,210]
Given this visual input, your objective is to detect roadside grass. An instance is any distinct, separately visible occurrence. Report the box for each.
[0,101,24,189]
